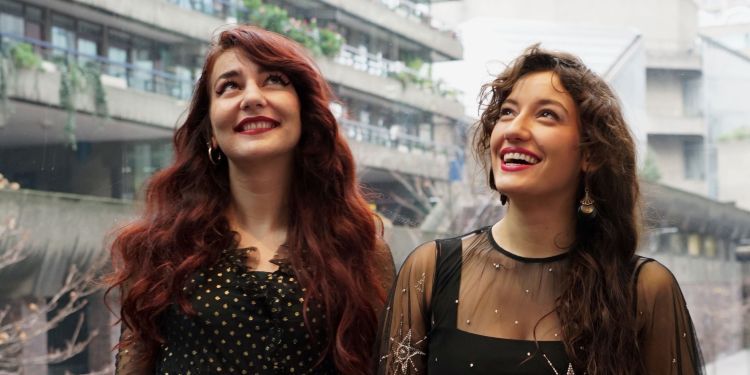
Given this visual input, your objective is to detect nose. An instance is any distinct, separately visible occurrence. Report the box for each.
[240,80,267,110]
[501,112,531,142]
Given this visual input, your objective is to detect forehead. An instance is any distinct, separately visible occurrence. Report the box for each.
[210,49,261,82]
[507,71,575,107]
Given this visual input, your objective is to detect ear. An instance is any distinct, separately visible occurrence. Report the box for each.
[581,151,601,173]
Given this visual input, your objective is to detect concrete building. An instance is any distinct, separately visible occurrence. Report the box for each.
[0,0,465,372]
[432,0,750,211]
[427,0,750,363]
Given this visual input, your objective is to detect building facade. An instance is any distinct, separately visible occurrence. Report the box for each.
[0,0,466,372]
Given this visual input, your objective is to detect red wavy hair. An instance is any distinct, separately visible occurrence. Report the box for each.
[107,25,388,374]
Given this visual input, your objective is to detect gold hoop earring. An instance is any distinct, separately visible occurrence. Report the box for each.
[207,143,223,165]
[578,186,596,217]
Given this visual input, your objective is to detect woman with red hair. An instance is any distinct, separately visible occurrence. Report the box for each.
[109,25,394,374]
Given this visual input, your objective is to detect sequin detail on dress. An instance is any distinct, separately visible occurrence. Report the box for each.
[380,319,426,374]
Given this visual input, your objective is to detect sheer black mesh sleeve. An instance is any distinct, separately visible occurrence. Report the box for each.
[375,241,437,375]
[636,259,705,374]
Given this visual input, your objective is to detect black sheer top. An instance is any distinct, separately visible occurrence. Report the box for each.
[116,241,394,374]
[376,227,704,374]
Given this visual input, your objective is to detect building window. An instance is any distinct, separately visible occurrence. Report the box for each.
[681,76,702,117]
[51,13,76,57]
[107,29,130,79]
[77,21,101,66]
[24,6,43,41]
[0,0,24,39]
[682,138,705,180]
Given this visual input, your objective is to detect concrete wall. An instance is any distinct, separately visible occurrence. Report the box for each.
[315,0,462,60]
[432,0,698,54]
[317,58,465,120]
[70,0,225,42]
[350,140,450,180]
[702,38,750,202]
[717,138,750,211]
[646,70,686,116]
[9,68,187,132]
[650,253,744,361]
[0,189,134,298]
[648,135,708,196]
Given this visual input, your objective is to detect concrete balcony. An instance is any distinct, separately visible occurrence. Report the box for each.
[318,57,464,119]
[646,51,702,71]
[0,189,133,297]
[65,0,463,117]
[341,119,453,180]
[2,66,183,147]
[0,33,188,146]
[67,0,222,42]
[311,0,462,60]
[647,114,706,136]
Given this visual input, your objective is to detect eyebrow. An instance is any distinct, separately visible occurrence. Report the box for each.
[213,66,278,85]
[213,69,240,86]
[504,98,570,115]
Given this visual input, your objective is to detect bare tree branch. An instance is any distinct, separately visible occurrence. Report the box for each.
[0,214,106,371]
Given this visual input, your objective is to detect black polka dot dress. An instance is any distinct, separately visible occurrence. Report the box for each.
[154,247,336,374]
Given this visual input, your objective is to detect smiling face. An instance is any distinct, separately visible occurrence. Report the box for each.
[208,49,301,166]
[489,70,583,202]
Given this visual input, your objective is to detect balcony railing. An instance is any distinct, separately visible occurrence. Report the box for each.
[341,119,459,157]
[377,0,432,26]
[165,0,247,20]
[334,44,425,81]
[0,33,195,101]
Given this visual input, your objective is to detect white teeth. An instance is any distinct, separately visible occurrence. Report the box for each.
[240,121,275,131]
[503,152,539,164]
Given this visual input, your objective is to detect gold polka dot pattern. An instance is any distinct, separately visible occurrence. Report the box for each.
[154,247,335,374]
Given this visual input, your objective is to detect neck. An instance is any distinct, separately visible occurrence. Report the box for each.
[226,157,292,238]
[493,194,576,258]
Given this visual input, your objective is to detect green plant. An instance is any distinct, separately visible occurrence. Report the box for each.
[319,28,343,58]
[241,0,345,58]
[58,58,84,150]
[56,58,110,150]
[0,43,43,126]
[0,54,11,125]
[81,62,109,119]
[640,149,661,183]
[9,43,41,70]
[718,127,750,142]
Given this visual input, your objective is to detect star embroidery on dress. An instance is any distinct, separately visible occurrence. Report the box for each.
[381,320,426,374]
[414,272,426,293]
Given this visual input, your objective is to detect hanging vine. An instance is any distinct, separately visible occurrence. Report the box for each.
[0,52,11,127]
[57,58,109,150]
[58,57,83,150]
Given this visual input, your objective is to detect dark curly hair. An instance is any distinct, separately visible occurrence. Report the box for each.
[474,45,643,374]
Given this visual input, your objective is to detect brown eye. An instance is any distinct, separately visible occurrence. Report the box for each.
[264,73,290,86]
[216,81,239,95]
[538,109,560,121]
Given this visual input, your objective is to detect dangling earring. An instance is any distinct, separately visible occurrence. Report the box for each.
[578,186,596,217]
[207,143,223,165]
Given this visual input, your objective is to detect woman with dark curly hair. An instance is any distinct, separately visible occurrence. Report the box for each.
[109,25,394,375]
[376,45,703,375]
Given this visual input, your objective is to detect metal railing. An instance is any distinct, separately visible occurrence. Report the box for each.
[340,118,459,156]
[165,0,248,20]
[334,44,425,80]
[376,0,432,26]
[0,33,195,100]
